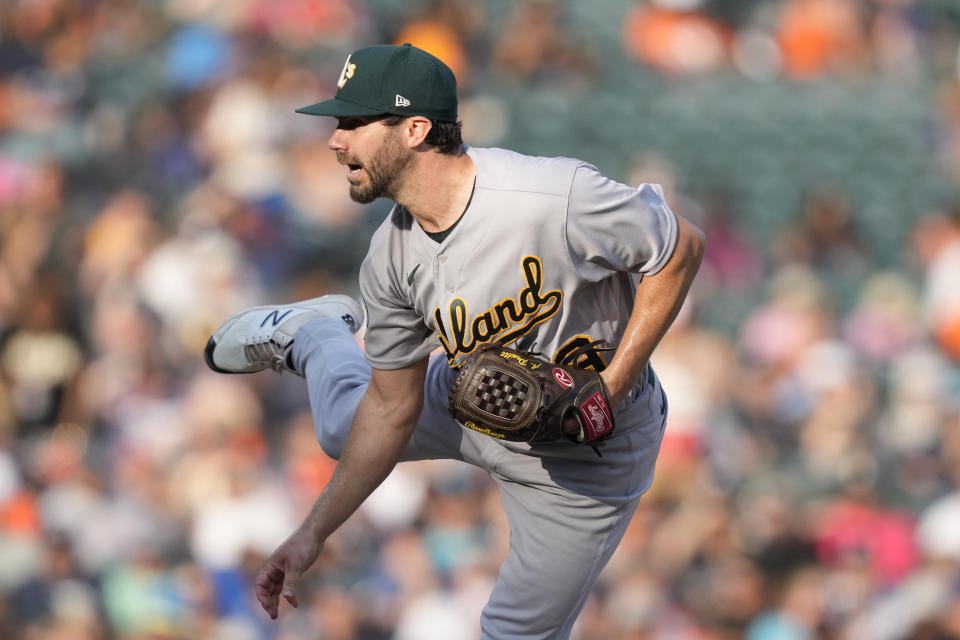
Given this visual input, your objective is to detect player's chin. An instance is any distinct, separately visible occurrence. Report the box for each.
[346,174,370,193]
[348,185,378,204]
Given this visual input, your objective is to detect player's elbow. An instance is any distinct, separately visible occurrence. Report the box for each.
[689,222,706,267]
[674,216,706,275]
[369,389,424,436]
[368,362,428,434]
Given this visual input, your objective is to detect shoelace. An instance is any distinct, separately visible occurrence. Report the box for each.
[243,337,291,373]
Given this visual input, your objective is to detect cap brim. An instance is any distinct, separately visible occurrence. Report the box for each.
[295,98,385,118]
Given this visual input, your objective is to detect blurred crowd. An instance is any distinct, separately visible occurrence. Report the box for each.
[2,0,960,639]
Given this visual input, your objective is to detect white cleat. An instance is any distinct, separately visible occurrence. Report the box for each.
[204,295,363,375]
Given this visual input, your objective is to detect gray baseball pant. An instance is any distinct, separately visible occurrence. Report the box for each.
[291,318,668,640]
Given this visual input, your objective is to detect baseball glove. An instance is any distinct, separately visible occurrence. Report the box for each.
[448,342,615,445]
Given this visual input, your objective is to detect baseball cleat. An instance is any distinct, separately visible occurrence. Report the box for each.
[204,295,363,375]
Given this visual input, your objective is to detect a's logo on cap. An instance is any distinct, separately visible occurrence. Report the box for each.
[395,94,411,107]
[337,55,357,89]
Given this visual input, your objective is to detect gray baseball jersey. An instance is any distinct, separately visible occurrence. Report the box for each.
[359,146,678,374]
[299,145,678,639]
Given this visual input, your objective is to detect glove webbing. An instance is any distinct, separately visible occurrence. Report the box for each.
[474,371,530,421]
[555,340,616,369]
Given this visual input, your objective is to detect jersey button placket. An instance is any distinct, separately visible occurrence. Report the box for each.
[437,254,454,292]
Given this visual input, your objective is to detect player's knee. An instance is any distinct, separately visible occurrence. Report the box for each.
[314,419,349,460]
[311,382,367,460]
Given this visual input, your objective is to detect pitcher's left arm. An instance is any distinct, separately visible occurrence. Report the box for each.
[600,215,705,405]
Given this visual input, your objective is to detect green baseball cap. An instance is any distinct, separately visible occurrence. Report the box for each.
[296,43,459,122]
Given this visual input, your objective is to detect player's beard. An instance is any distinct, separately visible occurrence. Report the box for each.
[344,128,412,204]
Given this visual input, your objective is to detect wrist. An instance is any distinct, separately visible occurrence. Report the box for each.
[301,493,341,543]
[599,369,627,406]
[294,518,326,548]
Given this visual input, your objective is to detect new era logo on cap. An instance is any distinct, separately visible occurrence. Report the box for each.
[395,94,411,107]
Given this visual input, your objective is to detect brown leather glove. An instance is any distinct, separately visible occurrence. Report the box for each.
[448,343,615,444]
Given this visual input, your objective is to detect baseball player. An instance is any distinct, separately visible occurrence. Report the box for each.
[204,43,704,639]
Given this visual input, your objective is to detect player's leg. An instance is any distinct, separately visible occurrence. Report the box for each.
[291,317,464,461]
[204,295,464,462]
[288,316,372,459]
[476,380,668,640]
[482,478,641,640]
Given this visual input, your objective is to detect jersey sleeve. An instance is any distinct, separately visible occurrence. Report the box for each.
[565,163,679,281]
[358,243,437,371]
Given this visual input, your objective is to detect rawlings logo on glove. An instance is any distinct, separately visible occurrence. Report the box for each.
[448,343,615,446]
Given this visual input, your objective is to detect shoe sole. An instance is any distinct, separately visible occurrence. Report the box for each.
[203,296,362,374]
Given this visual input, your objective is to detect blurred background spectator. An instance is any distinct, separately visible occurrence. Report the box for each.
[1,0,960,638]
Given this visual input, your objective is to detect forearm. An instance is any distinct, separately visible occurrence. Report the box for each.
[603,216,705,404]
[297,361,426,542]
[253,360,428,619]
[300,399,411,539]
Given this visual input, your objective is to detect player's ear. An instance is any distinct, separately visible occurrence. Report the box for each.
[405,116,433,148]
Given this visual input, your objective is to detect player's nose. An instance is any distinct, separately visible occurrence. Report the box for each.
[327,128,347,151]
